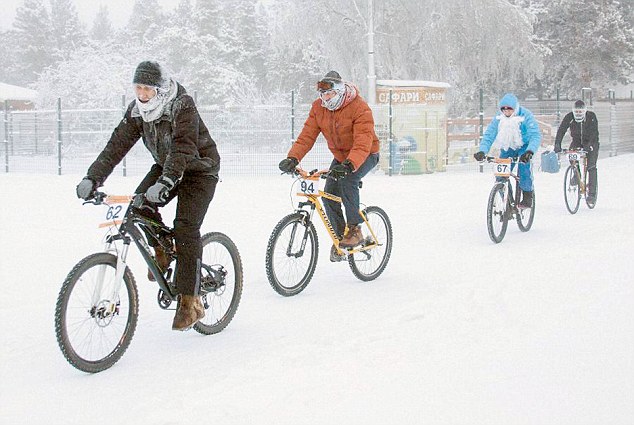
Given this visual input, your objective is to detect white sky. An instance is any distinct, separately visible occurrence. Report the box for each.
[0,0,182,30]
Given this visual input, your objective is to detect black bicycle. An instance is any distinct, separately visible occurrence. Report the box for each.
[55,192,243,373]
[482,156,535,243]
[562,149,597,213]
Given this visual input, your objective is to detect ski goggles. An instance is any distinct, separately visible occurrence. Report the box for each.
[500,106,514,111]
[317,80,336,92]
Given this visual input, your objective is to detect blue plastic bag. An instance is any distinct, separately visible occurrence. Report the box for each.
[541,150,560,173]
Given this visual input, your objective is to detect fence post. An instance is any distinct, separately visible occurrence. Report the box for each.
[608,89,617,157]
[388,89,394,176]
[581,87,592,106]
[57,98,62,175]
[122,94,127,176]
[3,100,8,172]
[34,111,38,155]
[478,88,484,173]
[290,90,295,143]
[555,86,561,123]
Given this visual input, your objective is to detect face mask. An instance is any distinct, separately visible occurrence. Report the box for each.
[573,108,586,122]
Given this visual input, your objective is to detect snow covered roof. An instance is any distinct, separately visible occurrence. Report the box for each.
[377,79,451,88]
[0,82,38,101]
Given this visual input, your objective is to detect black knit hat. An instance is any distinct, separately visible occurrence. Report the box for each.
[574,99,586,109]
[133,61,164,87]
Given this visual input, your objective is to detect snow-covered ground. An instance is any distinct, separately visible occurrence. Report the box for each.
[1,154,633,424]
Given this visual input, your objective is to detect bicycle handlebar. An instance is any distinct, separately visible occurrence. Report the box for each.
[82,191,139,206]
[479,156,519,164]
[82,191,108,205]
[283,167,334,180]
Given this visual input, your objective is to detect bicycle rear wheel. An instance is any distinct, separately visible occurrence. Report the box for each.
[265,213,319,296]
[348,206,393,281]
[516,189,535,232]
[55,253,138,373]
[194,232,243,335]
[564,165,581,214]
[487,182,509,243]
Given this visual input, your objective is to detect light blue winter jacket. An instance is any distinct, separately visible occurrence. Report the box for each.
[478,93,542,154]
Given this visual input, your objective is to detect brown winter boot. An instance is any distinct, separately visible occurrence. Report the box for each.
[339,224,363,248]
[172,295,205,331]
[148,246,171,281]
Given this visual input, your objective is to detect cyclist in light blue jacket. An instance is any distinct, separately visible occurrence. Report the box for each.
[473,93,542,208]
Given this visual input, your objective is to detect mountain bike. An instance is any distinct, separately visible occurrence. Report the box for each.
[482,156,535,243]
[265,167,393,296]
[55,192,243,373]
[561,149,597,214]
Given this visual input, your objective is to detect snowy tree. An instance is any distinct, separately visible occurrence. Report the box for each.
[35,44,134,109]
[120,0,165,46]
[90,5,115,43]
[534,0,634,97]
[11,0,55,85]
[49,0,87,60]
[266,0,543,113]
[0,30,19,84]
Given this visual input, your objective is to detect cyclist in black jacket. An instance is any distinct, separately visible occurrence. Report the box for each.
[554,100,599,204]
[75,61,220,331]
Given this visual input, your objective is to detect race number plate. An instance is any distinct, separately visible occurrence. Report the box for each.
[297,177,321,196]
[99,195,132,228]
[567,152,584,162]
[492,158,512,177]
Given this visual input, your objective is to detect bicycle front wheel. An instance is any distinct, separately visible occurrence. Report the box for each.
[487,182,509,243]
[265,213,319,296]
[516,190,535,232]
[348,206,393,281]
[55,253,138,373]
[194,232,243,335]
[564,165,581,214]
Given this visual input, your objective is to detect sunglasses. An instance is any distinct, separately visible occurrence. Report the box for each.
[500,106,514,111]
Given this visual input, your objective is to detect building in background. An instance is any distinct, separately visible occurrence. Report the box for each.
[0,82,37,110]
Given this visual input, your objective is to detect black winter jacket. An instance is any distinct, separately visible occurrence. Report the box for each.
[87,83,220,185]
[554,111,599,151]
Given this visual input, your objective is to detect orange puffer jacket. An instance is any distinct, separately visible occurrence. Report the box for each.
[288,95,380,171]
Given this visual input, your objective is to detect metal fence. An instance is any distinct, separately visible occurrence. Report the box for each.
[2,97,633,177]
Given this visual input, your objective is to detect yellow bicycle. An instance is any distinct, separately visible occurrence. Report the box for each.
[265,167,393,296]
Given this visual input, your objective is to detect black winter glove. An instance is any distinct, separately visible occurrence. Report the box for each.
[76,177,97,200]
[278,157,299,174]
[554,145,562,153]
[330,160,354,180]
[519,150,534,163]
[473,151,486,162]
[145,176,176,204]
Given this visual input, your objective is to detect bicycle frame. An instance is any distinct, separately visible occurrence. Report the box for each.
[90,194,179,309]
[293,168,380,257]
[488,157,521,214]
[563,149,588,194]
